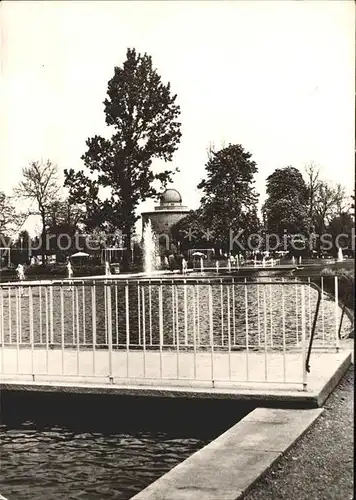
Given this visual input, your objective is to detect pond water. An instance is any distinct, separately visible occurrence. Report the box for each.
[0,274,351,348]
[0,392,252,500]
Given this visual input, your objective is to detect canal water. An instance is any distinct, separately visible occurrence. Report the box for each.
[0,392,253,500]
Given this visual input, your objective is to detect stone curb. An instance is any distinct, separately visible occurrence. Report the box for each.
[130,407,323,500]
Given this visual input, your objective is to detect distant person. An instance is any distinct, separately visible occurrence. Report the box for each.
[168,253,176,272]
[176,253,183,272]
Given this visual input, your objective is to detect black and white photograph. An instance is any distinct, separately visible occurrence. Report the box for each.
[0,1,354,499]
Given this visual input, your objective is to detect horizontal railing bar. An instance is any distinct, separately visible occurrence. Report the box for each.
[0,278,322,288]
[0,371,303,386]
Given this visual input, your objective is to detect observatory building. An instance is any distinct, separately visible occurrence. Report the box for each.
[141,188,190,245]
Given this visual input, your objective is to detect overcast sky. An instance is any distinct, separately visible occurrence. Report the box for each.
[1,0,354,235]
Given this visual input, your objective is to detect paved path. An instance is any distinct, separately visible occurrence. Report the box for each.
[244,365,354,500]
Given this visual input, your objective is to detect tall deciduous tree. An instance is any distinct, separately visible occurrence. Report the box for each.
[64,48,181,268]
[314,181,346,232]
[327,212,354,255]
[263,166,309,238]
[15,160,60,264]
[0,191,18,238]
[170,209,210,253]
[197,144,260,253]
[304,162,320,232]
[46,199,84,233]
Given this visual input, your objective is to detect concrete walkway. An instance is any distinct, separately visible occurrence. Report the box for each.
[0,347,352,407]
[243,365,354,500]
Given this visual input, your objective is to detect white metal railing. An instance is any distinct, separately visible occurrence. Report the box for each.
[0,275,351,389]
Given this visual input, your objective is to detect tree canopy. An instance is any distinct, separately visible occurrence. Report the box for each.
[14,160,60,263]
[0,192,18,238]
[197,144,260,252]
[64,48,181,267]
[263,166,309,237]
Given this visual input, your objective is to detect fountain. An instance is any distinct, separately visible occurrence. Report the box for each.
[227,259,232,272]
[143,220,157,275]
[216,261,219,274]
[291,256,295,265]
[262,256,266,268]
[254,255,257,268]
[200,257,204,273]
[338,247,344,262]
[182,257,188,274]
[299,256,302,265]
[16,264,25,296]
[67,261,73,280]
[105,261,111,276]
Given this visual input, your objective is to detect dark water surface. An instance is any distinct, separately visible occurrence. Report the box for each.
[0,392,252,500]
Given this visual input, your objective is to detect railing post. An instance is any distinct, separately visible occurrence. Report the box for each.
[71,286,75,345]
[257,280,261,347]
[49,285,54,344]
[192,284,197,380]
[82,284,87,345]
[29,286,34,380]
[15,288,19,373]
[220,279,224,346]
[171,280,175,346]
[183,279,188,345]
[208,281,214,387]
[227,283,231,379]
[137,281,141,346]
[75,285,80,375]
[0,287,3,372]
[39,285,42,344]
[244,279,249,381]
[281,278,286,382]
[8,288,12,344]
[300,285,308,391]
[334,276,340,352]
[149,281,153,346]
[0,287,3,343]
[60,282,65,375]
[175,284,180,379]
[159,281,163,378]
[142,284,146,378]
[263,284,268,381]
[106,282,113,383]
[232,278,236,346]
[321,276,325,344]
[92,284,97,375]
[125,281,130,378]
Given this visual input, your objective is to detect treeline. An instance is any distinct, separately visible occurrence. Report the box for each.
[171,149,354,256]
